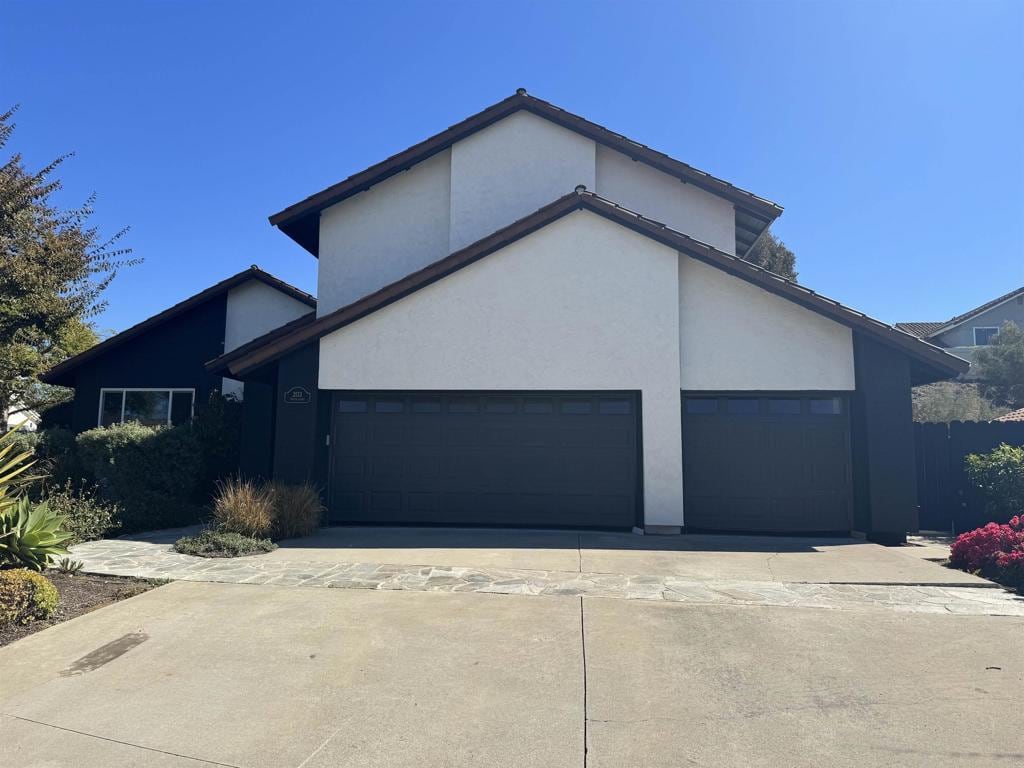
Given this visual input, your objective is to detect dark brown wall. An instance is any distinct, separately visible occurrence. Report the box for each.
[65,297,228,433]
[851,333,918,542]
[272,342,328,488]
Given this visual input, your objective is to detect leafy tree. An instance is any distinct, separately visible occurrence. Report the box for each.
[912,381,1008,423]
[744,230,797,281]
[974,321,1024,409]
[0,106,136,431]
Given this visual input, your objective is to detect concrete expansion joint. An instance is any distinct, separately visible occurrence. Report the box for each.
[0,713,240,767]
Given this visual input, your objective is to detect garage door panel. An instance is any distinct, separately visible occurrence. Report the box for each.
[683,395,852,533]
[330,392,639,528]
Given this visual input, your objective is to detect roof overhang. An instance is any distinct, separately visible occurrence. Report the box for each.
[41,267,316,387]
[211,189,967,385]
[268,90,784,259]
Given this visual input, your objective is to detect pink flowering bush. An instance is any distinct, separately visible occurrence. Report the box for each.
[949,515,1024,591]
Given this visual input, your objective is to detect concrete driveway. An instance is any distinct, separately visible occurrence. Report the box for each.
[4,528,1023,766]
[3,580,1023,767]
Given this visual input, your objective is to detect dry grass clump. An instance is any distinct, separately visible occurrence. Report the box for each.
[212,477,275,537]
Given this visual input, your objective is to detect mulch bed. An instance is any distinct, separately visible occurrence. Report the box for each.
[0,572,161,648]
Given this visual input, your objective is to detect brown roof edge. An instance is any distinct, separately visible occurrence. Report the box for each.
[268,90,784,256]
[40,266,316,386]
[206,310,317,375]
[924,285,1024,339]
[224,189,967,382]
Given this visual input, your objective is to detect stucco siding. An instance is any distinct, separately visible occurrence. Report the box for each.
[595,145,736,254]
[317,149,452,315]
[449,111,596,252]
[678,256,855,391]
[224,280,311,352]
[319,211,685,526]
[933,294,1024,348]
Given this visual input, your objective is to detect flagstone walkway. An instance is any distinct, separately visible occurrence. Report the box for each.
[69,536,1024,617]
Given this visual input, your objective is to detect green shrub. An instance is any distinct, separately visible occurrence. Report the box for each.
[42,480,119,543]
[213,476,275,537]
[76,422,203,533]
[0,568,60,625]
[0,497,74,570]
[965,444,1024,522]
[191,392,242,496]
[270,482,323,539]
[173,529,276,558]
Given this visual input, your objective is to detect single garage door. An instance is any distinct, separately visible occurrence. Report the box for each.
[682,394,852,533]
[329,392,640,528]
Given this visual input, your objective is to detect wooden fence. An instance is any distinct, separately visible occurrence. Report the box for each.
[914,420,1024,533]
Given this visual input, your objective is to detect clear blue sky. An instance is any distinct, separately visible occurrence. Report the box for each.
[3,0,1022,335]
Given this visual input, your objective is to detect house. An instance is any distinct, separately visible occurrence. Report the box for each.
[40,266,315,476]
[198,89,968,543]
[995,407,1024,423]
[897,286,1024,375]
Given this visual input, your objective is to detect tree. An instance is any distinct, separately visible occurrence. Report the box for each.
[0,106,136,431]
[974,321,1024,409]
[912,381,1008,423]
[744,230,797,281]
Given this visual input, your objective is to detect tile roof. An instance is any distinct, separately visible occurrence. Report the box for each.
[895,322,945,338]
[268,89,783,258]
[995,407,1024,423]
[210,188,968,385]
[41,266,316,386]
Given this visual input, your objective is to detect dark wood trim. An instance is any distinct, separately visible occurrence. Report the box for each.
[215,190,968,383]
[42,267,315,386]
[269,90,784,255]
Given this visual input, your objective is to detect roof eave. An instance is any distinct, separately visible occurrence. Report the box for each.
[269,91,783,257]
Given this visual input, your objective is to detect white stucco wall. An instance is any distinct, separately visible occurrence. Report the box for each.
[678,256,855,390]
[595,145,737,254]
[449,111,596,252]
[319,211,685,526]
[222,279,312,398]
[317,149,452,315]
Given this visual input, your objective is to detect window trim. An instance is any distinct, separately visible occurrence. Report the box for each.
[973,326,999,346]
[97,388,196,428]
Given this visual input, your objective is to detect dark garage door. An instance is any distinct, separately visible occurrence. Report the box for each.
[329,392,640,528]
[682,394,852,533]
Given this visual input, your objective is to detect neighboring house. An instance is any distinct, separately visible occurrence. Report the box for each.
[995,407,1024,423]
[40,266,315,476]
[897,286,1024,375]
[3,404,40,433]
[198,89,967,542]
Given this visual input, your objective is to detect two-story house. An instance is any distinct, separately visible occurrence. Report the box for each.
[196,90,967,543]
[897,286,1024,376]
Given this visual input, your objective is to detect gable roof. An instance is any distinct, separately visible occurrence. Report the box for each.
[921,286,1024,340]
[269,89,784,258]
[41,266,316,386]
[894,322,945,339]
[210,189,967,385]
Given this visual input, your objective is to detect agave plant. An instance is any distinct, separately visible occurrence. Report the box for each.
[0,497,74,570]
[0,427,38,515]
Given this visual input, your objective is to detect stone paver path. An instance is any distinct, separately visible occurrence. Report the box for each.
[69,536,1024,617]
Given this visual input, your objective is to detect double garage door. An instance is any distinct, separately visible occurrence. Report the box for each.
[329,392,640,528]
[327,390,852,533]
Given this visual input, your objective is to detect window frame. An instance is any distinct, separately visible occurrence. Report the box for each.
[973,326,1000,346]
[97,388,196,428]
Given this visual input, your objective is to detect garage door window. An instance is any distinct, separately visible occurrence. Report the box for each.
[810,398,842,415]
[768,398,802,415]
[561,400,593,414]
[599,399,632,415]
[338,399,367,413]
[412,398,441,413]
[685,398,718,415]
[725,399,759,415]
[524,398,553,414]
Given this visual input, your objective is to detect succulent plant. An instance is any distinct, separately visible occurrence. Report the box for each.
[0,496,74,571]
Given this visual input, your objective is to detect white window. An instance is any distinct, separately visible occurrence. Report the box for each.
[973,327,999,346]
[98,389,195,428]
